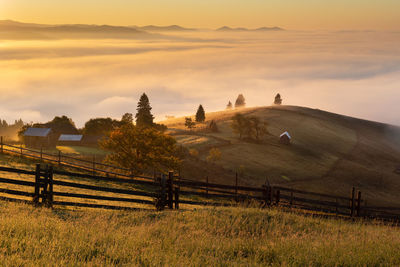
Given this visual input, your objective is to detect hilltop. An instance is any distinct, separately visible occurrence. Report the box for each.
[162,105,400,207]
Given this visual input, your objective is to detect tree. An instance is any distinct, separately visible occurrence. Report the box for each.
[206,148,222,163]
[274,93,282,105]
[184,117,196,130]
[83,118,119,136]
[121,113,133,125]
[226,101,233,110]
[248,116,268,142]
[231,114,268,142]
[208,120,219,132]
[230,113,247,139]
[43,116,79,135]
[235,94,246,108]
[135,93,154,128]
[195,104,206,123]
[101,124,181,175]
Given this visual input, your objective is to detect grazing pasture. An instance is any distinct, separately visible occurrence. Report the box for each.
[1,202,400,266]
[163,105,400,207]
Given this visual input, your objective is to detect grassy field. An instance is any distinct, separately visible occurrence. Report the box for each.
[162,105,400,207]
[1,202,400,266]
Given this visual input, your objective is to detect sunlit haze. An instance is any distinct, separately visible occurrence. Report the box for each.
[0,1,400,127]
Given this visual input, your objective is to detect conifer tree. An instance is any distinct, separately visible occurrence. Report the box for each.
[135,93,154,127]
[226,101,233,110]
[274,93,282,105]
[234,94,246,108]
[195,104,206,122]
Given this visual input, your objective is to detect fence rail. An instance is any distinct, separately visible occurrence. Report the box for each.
[0,139,145,180]
[0,144,400,220]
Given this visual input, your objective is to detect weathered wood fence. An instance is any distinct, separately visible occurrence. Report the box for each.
[0,163,399,220]
[0,138,133,178]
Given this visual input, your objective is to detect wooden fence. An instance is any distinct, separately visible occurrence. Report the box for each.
[0,138,136,179]
[0,163,399,221]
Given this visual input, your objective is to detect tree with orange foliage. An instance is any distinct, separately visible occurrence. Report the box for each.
[101,124,181,175]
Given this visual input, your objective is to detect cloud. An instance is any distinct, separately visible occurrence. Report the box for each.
[0,30,399,127]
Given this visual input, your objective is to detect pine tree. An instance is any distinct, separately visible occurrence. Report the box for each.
[195,104,206,122]
[274,93,282,105]
[235,94,246,108]
[226,101,232,110]
[135,93,154,127]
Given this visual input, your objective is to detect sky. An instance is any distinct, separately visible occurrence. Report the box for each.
[1,0,400,30]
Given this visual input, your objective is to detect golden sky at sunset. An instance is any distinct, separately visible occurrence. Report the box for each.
[1,0,400,30]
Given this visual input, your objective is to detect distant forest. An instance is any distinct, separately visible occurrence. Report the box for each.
[0,119,24,140]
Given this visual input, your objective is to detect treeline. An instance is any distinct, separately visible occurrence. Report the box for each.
[17,93,167,141]
[0,119,24,140]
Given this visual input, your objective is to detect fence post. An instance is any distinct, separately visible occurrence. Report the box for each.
[335,198,339,215]
[262,185,268,208]
[92,155,95,176]
[168,171,174,209]
[290,191,294,207]
[33,164,41,205]
[350,187,355,217]
[356,191,362,217]
[275,189,280,205]
[269,186,274,206]
[42,165,49,205]
[206,176,209,197]
[159,174,166,210]
[0,136,3,154]
[235,172,238,202]
[48,165,54,208]
[40,147,43,161]
[174,187,180,210]
[58,150,61,166]
[20,144,23,156]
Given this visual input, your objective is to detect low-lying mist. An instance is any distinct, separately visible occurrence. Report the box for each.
[0,30,399,127]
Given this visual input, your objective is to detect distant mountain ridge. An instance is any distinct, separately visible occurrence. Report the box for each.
[0,20,284,33]
[216,26,284,32]
[132,25,196,32]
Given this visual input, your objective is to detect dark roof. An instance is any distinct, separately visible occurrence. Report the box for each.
[58,134,83,142]
[24,128,51,137]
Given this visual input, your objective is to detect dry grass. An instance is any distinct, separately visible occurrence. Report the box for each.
[1,202,400,266]
[162,105,400,207]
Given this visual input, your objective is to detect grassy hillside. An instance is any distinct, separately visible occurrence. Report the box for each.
[163,105,400,206]
[1,202,400,266]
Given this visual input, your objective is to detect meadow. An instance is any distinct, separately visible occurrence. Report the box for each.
[1,202,400,266]
[164,105,400,208]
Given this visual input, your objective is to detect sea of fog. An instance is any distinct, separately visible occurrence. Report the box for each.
[0,30,399,127]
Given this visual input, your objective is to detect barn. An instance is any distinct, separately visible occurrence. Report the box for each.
[23,128,55,148]
[58,134,83,146]
[279,131,291,145]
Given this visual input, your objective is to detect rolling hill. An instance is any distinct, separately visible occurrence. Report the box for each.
[0,20,156,40]
[162,106,400,207]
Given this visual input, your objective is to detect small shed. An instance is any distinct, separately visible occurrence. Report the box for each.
[279,131,291,145]
[58,134,83,146]
[23,128,55,148]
